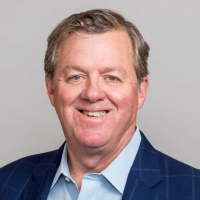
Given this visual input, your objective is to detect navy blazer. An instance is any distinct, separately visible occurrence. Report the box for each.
[1,132,200,200]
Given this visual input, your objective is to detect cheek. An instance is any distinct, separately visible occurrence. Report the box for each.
[55,86,80,105]
[107,88,138,110]
[54,88,79,126]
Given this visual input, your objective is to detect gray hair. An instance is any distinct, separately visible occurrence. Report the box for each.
[44,9,150,84]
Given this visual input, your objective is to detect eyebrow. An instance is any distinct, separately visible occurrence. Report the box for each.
[101,66,128,75]
[61,65,87,74]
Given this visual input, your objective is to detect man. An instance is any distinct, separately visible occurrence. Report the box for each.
[0,9,200,200]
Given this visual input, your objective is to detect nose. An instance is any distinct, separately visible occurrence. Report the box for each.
[80,78,106,103]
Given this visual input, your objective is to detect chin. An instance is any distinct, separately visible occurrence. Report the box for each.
[78,137,108,149]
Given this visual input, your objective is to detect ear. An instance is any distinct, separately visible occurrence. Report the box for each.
[137,76,149,110]
[45,74,55,107]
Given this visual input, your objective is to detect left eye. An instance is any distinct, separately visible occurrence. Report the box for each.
[107,76,118,81]
[71,75,81,80]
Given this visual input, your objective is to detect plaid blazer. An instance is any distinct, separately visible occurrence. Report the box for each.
[1,132,200,200]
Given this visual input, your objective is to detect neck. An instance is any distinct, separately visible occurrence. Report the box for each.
[66,133,133,189]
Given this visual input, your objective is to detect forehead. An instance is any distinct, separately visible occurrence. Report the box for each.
[57,29,134,70]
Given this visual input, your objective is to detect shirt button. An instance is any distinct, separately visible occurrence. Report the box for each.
[65,177,70,182]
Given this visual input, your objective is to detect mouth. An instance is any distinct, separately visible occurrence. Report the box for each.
[79,110,109,117]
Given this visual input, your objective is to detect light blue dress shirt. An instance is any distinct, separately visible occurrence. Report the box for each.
[47,127,141,200]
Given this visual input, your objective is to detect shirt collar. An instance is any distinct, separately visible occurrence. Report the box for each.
[102,126,141,194]
[50,144,73,189]
[50,126,141,193]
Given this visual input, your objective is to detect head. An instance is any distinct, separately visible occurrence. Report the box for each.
[44,9,149,84]
[44,9,149,160]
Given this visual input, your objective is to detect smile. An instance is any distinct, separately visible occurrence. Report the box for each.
[80,110,108,117]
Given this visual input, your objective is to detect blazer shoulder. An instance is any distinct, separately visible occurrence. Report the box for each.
[0,144,64,198]
[1,150,54,169]
[140,131,200,175]
[0,150,54,183]
[156,148,200,176]
[133,132,200,199]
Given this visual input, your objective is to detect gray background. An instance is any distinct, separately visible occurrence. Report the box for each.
[1,0,200,168]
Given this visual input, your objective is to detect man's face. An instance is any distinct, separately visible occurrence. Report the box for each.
[46,30,148,154]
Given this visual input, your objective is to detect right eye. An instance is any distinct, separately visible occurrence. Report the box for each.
[66,74,85,84]
[69,75,81,80]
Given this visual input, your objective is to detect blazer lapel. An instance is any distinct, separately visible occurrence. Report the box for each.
[21,143,65,200]
[122,132,163,200]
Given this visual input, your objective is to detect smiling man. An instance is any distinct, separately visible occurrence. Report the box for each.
[0,9,200,200]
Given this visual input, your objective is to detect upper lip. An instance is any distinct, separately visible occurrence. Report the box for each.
[76,106,111,112]
[79,109,109,112]
[79,109,110,113]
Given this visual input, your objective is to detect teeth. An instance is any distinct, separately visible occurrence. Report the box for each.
[82,111,107,117]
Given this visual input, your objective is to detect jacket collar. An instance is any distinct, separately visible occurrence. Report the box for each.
[122,131,163,200]
[22,143,65,200]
